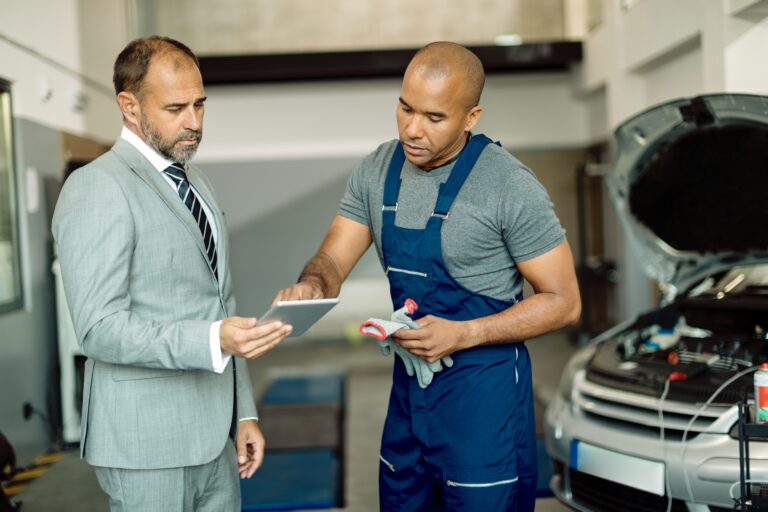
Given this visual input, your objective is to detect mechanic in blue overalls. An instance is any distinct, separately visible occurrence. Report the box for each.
[275,41,581,511]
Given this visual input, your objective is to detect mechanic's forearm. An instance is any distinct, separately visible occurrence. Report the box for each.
[298,251,343,298]
[464,292,581,347]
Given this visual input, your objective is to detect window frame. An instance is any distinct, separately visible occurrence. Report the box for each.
[0,77,23,314]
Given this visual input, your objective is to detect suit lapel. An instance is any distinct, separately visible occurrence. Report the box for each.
[111,140,213,277]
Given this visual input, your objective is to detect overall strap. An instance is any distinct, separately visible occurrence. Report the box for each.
[432,134,498,219]
[382,143,406,226]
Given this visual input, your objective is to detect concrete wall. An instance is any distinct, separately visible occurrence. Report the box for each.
[1,119,64,464]
[196,72,590,164]
[137,0,566,54]
[198,157,384,315]
[0,0,125,142]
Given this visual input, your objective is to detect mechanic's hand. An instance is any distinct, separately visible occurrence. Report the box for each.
[392,315,470,363]
[272,281,323,303]
[236,419,265,479]
[220,316,291,359]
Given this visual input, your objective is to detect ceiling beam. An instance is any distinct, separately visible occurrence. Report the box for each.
[199,41,582,84]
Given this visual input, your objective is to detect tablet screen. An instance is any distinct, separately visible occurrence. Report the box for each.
[258,298,339,337]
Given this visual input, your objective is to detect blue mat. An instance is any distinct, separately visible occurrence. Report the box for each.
[261,374,344,405]
[536,438,554,498]
[241,449,339,511]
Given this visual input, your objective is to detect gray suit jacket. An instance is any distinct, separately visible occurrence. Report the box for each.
[52,138,258,469]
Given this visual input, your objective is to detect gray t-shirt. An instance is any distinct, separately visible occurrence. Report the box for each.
[339,138,566,302]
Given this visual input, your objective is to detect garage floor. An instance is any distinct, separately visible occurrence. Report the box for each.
[7,333,575,511]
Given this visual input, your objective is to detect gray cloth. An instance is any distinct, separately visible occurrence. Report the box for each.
[360,302,453,388]
[339,139,566,302]
[52,139,258,470]
[94,439,240,512]
[376,336,442,389]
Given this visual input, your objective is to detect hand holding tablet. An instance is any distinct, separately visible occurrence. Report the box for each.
[258,298,339,337]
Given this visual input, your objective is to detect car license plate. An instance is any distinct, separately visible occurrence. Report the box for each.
[570,439,665,496]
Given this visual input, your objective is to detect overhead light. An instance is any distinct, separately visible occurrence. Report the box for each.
[494,34,523,46]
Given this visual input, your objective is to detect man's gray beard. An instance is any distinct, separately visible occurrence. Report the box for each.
[140,114,201,165]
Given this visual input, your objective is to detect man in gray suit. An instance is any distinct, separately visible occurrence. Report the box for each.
[52,36,292,511]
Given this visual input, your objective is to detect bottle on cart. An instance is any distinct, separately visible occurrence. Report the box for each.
[755,362,768,423]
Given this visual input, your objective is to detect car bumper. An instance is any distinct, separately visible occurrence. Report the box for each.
[544,393,768,511]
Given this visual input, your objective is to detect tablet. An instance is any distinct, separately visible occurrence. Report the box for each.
[258,298,340,337]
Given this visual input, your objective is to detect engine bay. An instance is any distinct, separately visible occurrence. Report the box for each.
[586,265,768,404]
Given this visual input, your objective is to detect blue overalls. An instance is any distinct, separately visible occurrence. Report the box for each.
[378,134,537,511]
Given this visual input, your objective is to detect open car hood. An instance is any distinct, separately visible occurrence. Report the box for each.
[605,94,768,298]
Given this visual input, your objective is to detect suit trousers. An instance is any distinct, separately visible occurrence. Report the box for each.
[94,439,240,512]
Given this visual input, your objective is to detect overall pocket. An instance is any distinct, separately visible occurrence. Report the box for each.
[384,264,430,308]
[446,476,519,488]
[443,465,520,511]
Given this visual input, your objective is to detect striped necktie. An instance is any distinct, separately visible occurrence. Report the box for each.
[163,163,218,280]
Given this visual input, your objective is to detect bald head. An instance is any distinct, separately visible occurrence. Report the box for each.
[396,42,485,169]
[405,42,485,110]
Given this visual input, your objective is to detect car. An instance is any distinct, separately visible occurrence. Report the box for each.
[545,93,768,512]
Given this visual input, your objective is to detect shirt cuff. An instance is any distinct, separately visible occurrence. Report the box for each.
[209,320,232,373]
[239,417,259,422]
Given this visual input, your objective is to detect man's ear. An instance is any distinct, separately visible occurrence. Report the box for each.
[117,91,140,126]
[464,105,482,132]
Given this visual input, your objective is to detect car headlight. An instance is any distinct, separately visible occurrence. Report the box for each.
[558,343,598,402]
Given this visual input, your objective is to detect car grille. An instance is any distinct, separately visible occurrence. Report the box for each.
[568,469,734,511]
[569,469,689,512]
[574,372,734,439]
[552,462,732,512]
